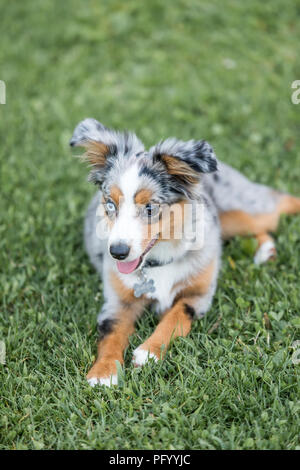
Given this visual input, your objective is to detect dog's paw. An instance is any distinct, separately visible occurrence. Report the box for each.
[132,346,158,367]
[86,360,119,387]
[254,240,277,265]
[87,374,118,388]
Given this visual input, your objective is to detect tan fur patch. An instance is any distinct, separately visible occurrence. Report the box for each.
[87,277,148,380]
[81,141,110,167]
[137,298,193,359]
[110,271,151,307]
[135,189,153,205]
[110,185,123,207]
[278,195,300,215]
[110,272,137,304]
[219,210,280,239]
[86,311,136,380]
[174,259,215,300]
[137,259,216,359]
[220,194,300,240]
[161,154,199,184]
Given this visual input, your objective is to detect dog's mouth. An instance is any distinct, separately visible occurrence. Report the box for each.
[116,235,159,275]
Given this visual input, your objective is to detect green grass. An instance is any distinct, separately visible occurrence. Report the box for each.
[0,0,300,450]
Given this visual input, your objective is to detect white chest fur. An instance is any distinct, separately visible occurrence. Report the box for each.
[116,254,200,313]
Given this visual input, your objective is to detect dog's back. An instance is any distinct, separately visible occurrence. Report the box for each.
[203,161,300,263]
[203,162,281,215]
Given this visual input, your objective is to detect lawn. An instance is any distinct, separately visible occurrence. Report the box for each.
[0,0,300,450]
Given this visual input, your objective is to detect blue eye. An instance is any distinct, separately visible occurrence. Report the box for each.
[105,201,116,214]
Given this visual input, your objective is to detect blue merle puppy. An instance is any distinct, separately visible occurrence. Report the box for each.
[70,118,300,387]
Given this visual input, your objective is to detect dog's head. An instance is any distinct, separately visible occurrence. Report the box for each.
[71,118,217,274]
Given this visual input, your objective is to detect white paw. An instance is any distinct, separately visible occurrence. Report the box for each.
[87,374,118,388]
[132,347,158,367]
[254,240,276,265]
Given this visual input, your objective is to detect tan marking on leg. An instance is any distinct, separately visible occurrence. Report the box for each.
[220,193,300,241]
[87,275,147,383]
[220,210,280,239]
[278,195,300,215]
[135,299,193,360]
[87,311,136,382]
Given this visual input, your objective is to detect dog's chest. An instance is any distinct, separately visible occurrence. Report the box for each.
[119,261,195,313]
[144,266,177,311]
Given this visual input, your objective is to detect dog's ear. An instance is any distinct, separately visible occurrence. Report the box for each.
[70,118,108,147]
[149,138,217,186]
[70,118,144,184]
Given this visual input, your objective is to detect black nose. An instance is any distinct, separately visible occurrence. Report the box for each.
[109,242,130,260]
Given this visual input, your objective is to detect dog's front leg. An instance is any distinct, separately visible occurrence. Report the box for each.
[87,303,144,387]
[132,260,218,366]
[132,298,194,366]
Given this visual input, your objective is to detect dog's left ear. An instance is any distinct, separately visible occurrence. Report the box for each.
[70,118,144,184]
[149,137,218,185]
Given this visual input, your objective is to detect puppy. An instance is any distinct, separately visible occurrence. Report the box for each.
[70,118,300,386]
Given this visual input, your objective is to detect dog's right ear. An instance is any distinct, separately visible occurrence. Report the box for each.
[70,118,144,184]
[70,119,112,183]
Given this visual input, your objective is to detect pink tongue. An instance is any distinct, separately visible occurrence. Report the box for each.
[117,257,141,274]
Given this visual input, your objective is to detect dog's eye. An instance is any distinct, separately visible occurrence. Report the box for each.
[105,201,116,214]
[142,203,160,221]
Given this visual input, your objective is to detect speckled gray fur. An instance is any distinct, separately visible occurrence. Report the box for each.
[203,162,282,215]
